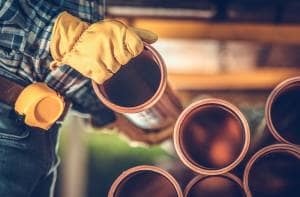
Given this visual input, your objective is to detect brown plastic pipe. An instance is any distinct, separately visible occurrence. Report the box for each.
[238,76,300,165]
[243,144,300,197]
[108,165,183,197]
[174,98,250,175]
[92,43,182,132]
[184,173,246,197]
[233,77,300,175]
[265,76,300,146]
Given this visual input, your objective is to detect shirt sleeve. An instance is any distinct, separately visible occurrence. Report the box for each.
[0,0,61,59]
[65,81,116,127]
[0,0,114,126]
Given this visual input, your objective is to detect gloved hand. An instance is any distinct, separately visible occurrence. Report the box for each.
[50,12,158,84]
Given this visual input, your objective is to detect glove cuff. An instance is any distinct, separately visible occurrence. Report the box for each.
[50,11,89,68]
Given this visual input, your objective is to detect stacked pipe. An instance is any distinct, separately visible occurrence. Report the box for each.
[172,98,249,196]
[243,77,300,197]
[172,81,300,196]
[91,45,300,196]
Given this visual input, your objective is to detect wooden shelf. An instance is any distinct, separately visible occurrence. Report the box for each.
[128,18,300,44]
[168,68,300,90]
[107,17,300,90]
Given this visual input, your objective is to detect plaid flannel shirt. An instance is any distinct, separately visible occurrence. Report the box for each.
[0,0,115,125]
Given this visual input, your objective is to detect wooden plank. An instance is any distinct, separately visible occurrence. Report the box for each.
[168,68,300,90]
[132,18,300,44]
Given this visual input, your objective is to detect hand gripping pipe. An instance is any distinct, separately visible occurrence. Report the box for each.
[92,43,182,140]
[173,98,250,175]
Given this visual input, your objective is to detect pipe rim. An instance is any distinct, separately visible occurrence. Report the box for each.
[92,43,167,114]
[265,76,300,145]
[183,173,245,197]
[108,165,183,197]
[173,98,250,175]
[243,144,300,197]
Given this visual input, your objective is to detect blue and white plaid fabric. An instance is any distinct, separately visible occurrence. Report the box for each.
[0,0,115,124]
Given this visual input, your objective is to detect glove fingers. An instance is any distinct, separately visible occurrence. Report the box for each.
[63,52,113,84]
[125,28,144,57]
[100,39,123,73]
[113,44,133,66]
[111,26,134,66]
[129,27,158,44]
[96,20,139,70]
[91,62,114,84]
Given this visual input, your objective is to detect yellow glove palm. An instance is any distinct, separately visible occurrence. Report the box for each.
[50,12,158,84]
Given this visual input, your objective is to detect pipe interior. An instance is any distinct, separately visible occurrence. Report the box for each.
[98,48,161,107]
[180,105,245,170]
[114,171,178,197]
[248,151,300,197]
[186,176,245,197]
[270,83,300,144]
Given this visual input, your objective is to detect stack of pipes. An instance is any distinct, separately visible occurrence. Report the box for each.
[91,45,300,197]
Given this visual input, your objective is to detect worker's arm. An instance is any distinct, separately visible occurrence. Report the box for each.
[0,0,61,58]
[66,82,116,127]
[67,83,171,145]
[0,0,158,85]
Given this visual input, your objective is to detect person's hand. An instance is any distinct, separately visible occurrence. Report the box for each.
[50,12,157,84]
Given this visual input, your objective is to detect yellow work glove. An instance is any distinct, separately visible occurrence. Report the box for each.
[50,12,158,84]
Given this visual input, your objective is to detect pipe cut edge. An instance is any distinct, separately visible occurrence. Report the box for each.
[243,143,300,197]
[173,98,251,175]
[92,43,167,114]
[183,173,245,197]
[108,165,183,197]
[265,76,300,145]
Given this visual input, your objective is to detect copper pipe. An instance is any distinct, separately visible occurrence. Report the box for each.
[92,43,182,132]
[265,76,300,145]
[184,173,246,197]
[243,144,300,197]
[108,165,183,197]
[174,98,250,175]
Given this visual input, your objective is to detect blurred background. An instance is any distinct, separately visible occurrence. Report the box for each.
[54,0,300,196]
